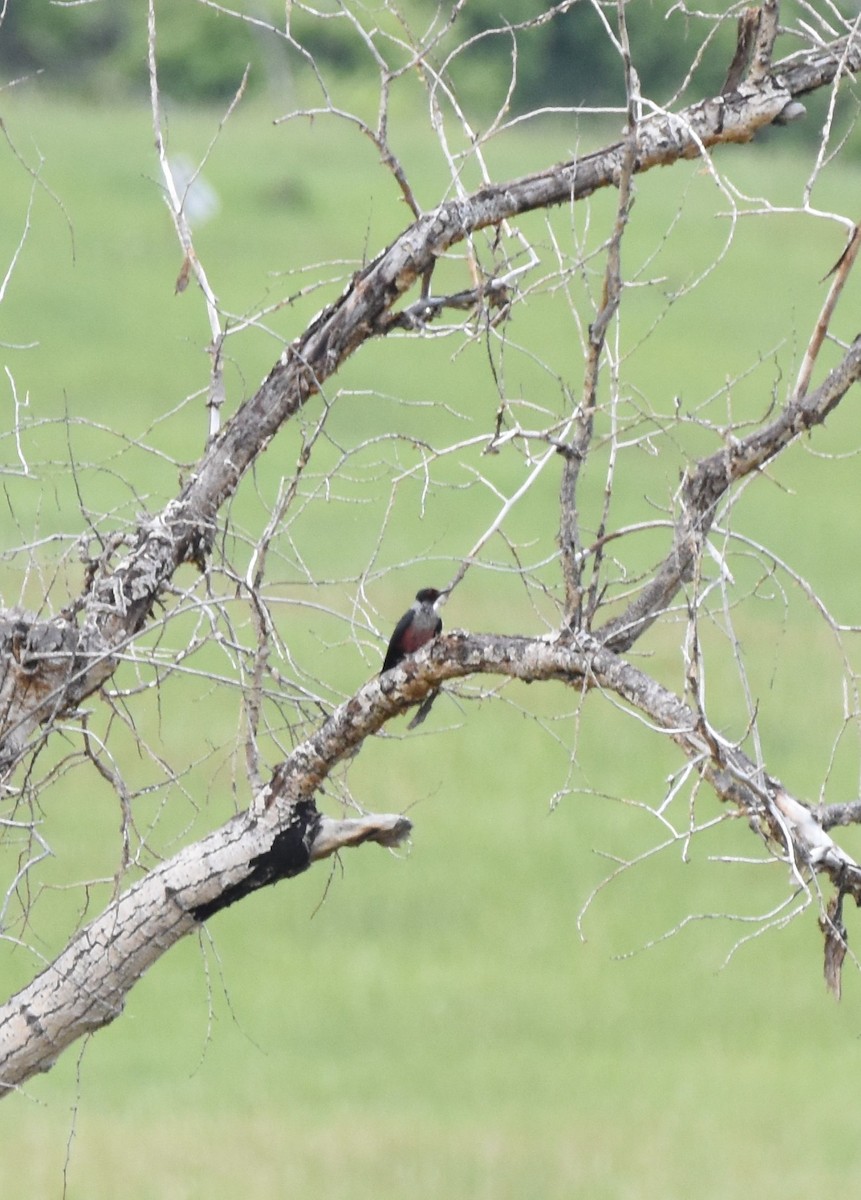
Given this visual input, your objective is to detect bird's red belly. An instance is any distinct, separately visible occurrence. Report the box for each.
[400,625,434,654]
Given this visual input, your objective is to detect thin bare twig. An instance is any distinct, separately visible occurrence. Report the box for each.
[795,222,861,399]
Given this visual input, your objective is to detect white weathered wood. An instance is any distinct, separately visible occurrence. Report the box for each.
[0,802,410,1095]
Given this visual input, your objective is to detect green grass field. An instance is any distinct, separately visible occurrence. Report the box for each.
[3,83,861,1199]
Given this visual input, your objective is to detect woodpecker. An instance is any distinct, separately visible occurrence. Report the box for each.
[381,587,443,673]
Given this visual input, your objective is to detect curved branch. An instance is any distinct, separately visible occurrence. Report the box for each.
[3,623,856,1094]
[421,631,858,890]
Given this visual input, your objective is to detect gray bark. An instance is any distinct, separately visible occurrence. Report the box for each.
[0,804,410,1096]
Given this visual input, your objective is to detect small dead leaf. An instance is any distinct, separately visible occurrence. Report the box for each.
[175,254,191,294]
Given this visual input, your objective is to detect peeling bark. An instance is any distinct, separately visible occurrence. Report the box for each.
[0,806,411,1095]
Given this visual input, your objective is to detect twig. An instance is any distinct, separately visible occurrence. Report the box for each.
[146,0,241,440]
[795,222,861,399]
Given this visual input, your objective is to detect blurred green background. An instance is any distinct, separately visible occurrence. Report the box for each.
[4,3,861,1198]
[1,0,737,107]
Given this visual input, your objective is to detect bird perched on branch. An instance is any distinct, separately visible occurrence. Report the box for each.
[381,587,443,673]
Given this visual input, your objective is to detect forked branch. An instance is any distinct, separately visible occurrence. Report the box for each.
[598,336,861,651]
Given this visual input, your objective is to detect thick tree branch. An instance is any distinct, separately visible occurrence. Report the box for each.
[424,631,860,891]
[815,799,861,831]
[0,805,410,1096]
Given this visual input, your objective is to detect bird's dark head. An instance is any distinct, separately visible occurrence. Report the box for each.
[415,587,442,605]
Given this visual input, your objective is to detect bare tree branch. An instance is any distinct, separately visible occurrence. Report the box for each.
[0,802,410,1096]
[598,335,861,651]
[795,221,861,399]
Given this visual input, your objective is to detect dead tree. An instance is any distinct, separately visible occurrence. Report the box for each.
[2,1,861,1094]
